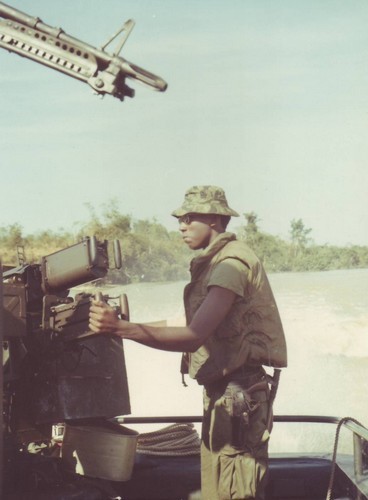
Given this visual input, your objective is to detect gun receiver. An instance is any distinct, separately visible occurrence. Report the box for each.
[0,1,168,100]
[2,236,131,430]
[3,236,128,340]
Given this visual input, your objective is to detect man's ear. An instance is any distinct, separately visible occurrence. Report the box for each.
[211,215,224,230]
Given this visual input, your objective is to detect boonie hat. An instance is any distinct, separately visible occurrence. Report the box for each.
[171,185,239,218]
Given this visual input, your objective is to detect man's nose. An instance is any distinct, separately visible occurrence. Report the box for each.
[179,221,189,232]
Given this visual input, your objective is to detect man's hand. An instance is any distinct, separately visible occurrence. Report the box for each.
[89,299,122,334]
[88,286,237,351]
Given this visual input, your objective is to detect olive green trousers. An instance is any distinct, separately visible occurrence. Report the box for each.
[200,371,270,500]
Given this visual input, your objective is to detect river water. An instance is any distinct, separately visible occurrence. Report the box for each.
[96,268,368,454]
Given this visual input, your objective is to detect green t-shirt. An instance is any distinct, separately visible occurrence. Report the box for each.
[207,258,249,298]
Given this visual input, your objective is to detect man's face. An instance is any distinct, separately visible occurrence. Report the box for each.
[178,213,217,250]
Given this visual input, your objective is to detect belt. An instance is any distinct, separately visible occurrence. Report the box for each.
[204,366,268,396]
[226,365,265,383]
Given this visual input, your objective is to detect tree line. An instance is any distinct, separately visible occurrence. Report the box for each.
[238,212,368,272]
[1,204,367,283]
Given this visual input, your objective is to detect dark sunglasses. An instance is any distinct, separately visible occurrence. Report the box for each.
[178,214,215,225]
[177,214,194,225]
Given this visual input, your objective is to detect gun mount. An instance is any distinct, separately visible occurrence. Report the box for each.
[0,1,168,101]
[2,237,132,495]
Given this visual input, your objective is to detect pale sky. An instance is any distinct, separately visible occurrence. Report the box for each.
[1,0,367,246]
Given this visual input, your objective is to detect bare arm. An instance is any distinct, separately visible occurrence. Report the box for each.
[89,286,237,352]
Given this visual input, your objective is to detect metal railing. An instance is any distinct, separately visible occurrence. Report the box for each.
[118,414,368,498]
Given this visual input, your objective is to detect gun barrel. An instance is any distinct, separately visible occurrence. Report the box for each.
[0,1,40,28]
[120,60,167,92]
[0,1,167,97]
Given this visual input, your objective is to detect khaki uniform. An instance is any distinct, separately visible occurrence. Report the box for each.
[183,232,287,500]
[201,368,270,500]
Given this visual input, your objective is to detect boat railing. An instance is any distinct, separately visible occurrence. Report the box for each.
[117,414,368,499]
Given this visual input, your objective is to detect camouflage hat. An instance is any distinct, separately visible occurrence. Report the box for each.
[171,185,239,218]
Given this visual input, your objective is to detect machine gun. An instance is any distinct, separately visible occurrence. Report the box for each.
[2,236,131,449]
[0,1,167,101]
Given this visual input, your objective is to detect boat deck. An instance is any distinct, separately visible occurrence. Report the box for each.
[2,450,361,500]
[3,415,368,499]
[117,452,364,500]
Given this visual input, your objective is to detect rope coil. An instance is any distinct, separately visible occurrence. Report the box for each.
[136,423,201,456]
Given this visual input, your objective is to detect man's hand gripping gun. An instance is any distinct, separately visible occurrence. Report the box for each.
[2,237,132,428]
[0,1,167,101]
[3,236,129,347]
[40,238,130,342]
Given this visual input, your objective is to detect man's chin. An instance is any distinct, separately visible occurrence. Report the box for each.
[184,240,198,250]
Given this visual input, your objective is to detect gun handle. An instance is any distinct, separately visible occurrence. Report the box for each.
[95,291,103,302]
[120,294,130,321]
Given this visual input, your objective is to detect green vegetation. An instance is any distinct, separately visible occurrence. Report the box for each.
[1,204,367,282]
[237,214,368,273]
[1,202,192,283]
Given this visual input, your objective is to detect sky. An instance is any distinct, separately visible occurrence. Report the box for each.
[0,0,367,246]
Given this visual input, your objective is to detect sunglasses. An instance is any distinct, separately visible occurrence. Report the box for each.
[177,214,194,225]
[178,214,215,225]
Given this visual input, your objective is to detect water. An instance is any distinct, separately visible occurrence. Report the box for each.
[90,268,368,454]
[265,269,368,453]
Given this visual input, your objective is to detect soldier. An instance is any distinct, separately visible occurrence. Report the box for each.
[89,185,287,500]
